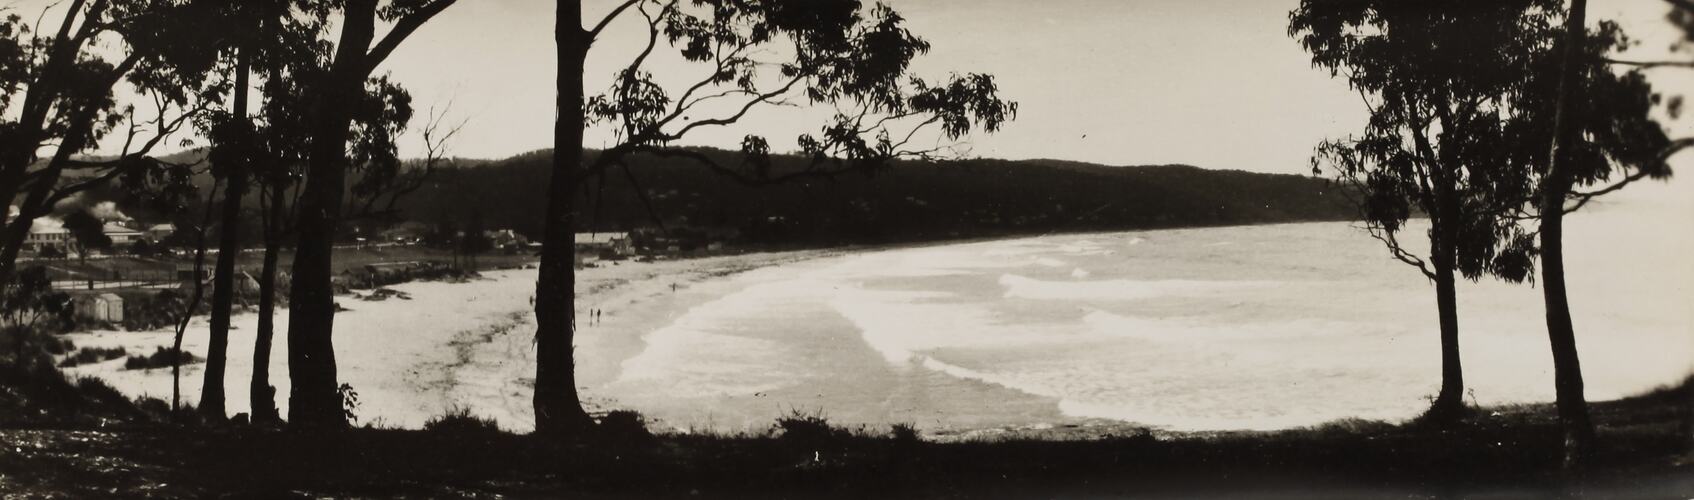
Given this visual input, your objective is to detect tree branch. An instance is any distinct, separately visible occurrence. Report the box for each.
[587,0,644,41]
[364,0,458,74]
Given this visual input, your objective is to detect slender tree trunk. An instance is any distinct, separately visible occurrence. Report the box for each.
[251,181,285,424]
[287,0,377,428]
[1427,177,1466,422]
[533,0,595,435]
[202,48,251,421]
[174,183,220,416]
[1543,0,1595,469]
[1429,255,1465,419]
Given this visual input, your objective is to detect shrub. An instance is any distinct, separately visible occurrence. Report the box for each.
[123,346,199,370]
[424,406,501,435]
[41,336,75,355]
[891,422,921,443]
[774,408,852,446]
[58,346,128,367]
[596,410,654,444]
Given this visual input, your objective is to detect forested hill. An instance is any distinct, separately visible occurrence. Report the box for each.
[395,148,1356,246]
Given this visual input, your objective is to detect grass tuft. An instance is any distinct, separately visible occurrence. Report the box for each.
[423,406,501,436]
[57,346,128,368]
[123,347,198,370]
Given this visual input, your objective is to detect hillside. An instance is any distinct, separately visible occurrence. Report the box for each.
[395,148,1355,246]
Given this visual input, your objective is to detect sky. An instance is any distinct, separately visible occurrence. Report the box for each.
[364,0,1694,177]
[13,0,1693,176]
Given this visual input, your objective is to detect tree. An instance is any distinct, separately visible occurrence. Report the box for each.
[0,0,228,281]
[284,0,459,428]
[200,0,315,423]
[128,239,155,257]
[1289,0,1549,423]
[1,267,70,369]
[239,31,453,423]
[61,211,113,264]
[461,209,491,269]
[537,0,1016,434]
[1524,0,1677,468]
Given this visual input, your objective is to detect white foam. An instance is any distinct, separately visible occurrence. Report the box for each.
[999,274,1272,301]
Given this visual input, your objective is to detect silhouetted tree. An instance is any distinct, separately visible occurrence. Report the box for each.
[538,0,1016,435]
[461,210,491,269]
[1,267,70,369]
[284,0,458,428]
[128,239,155,257]
[1290,0,1549,423]
[0,0,228,280]
[61,211,113,265]
[1522,0,1678,468]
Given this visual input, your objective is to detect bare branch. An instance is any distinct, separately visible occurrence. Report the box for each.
[1602,57,1694,69]
[587,0,644,41]
[364,0,458,74]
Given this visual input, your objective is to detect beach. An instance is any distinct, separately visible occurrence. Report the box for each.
[53,181,1694,436]
[58,249,844,433]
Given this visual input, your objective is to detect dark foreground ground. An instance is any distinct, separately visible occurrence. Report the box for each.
[2,376,1691,498]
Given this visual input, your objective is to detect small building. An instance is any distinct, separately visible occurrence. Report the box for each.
[486,229,530,249]
[380,221,431,243]
[73,293,124,323]
[102,222,144,244]
[145,223,176,242]
[574,232,634,257]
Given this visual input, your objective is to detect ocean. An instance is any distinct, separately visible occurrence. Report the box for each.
[605,183,1694,434]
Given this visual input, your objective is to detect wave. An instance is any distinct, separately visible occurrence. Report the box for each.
[999,274,1273,301]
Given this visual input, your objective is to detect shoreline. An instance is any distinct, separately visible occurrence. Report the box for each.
[54,246,859,432]
[51,214,1694,437]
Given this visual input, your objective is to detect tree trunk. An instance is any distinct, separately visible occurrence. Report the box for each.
[1428,254,1466,420]
[533,0,595,436]
[1426,174,1467,422]
[1542,0,1595,469]
[202,48,251,421]
[250,180,286,424]
[287,0,377,428]
[174,184,220,416]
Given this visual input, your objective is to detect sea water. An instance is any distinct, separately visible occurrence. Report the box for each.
[607,183,1694,433]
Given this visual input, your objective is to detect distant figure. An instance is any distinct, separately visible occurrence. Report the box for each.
[671,283,677,293]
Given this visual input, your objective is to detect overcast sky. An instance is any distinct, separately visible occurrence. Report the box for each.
[368,0,1693,177]
[20,0,1693,176]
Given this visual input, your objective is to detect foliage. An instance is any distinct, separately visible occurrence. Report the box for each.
[1290,0,1672,275]
[338,383,361,426]
[423,406,501,435]
[58,347,129,368]
[1,268,72,333]
[61,211,114,256]
[0,0,252,276]
[1289,0,1565,284]
[580,0,1017,184]
[123,346,199,370]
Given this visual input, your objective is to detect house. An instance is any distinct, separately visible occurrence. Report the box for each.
[145,223,175,242]
[380,221,430,243]
[574,232,633,258]
[72,293,124,323]
[25,223,70,252]
[102,222,144,244]
[485,229,530,249]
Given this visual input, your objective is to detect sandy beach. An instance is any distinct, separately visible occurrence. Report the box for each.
[59,249,846,433]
